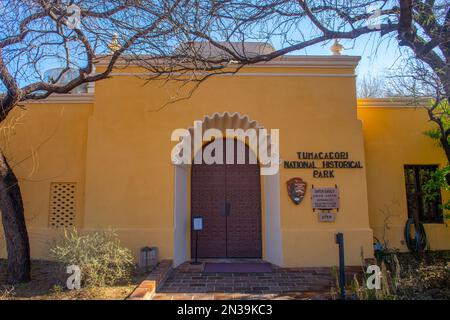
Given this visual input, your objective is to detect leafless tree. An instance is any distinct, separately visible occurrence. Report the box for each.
[132,0,449,157]
[0,0,190,284]
[358,75,388,98]
[129,1,399,89]
[388,55,450,158]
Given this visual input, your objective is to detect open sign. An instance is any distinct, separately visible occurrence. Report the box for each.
[193,216,204,231]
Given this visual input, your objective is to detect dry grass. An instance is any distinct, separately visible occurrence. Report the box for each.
[7,286,137,300]
[0,259,146,300]
[345,250,450,300]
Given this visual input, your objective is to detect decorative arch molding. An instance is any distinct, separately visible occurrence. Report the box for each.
[172,112,283,267]
[171,112,276,169]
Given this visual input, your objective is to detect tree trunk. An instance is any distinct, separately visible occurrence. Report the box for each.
[0,152,31,284]
[398,0,414,45]
[440,138,450,185]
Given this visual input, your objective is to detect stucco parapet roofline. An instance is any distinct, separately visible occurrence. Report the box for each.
[95,54,361,69]
[357,97,430,108]
[23,93,94,104]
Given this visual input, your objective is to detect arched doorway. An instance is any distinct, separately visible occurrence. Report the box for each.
[173,112,283,267]
[191,139,262,258]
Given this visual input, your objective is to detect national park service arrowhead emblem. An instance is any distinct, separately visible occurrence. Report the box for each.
[287,177,307,205]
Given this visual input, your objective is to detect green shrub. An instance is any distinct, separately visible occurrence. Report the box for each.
[50,228,134,287]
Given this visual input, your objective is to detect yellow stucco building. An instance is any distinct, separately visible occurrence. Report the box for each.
[0,53,449,268]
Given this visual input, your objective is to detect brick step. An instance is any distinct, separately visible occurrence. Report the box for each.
[127,260,173,300]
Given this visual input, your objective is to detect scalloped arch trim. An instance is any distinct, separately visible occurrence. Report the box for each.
[172,112,274,166]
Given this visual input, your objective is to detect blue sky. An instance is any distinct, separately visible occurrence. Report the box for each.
[286,33,403,81]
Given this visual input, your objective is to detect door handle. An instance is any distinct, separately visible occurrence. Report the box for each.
[220,202,231,216]
[225,202,231,216]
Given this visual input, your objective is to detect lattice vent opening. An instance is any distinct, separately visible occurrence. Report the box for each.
[49,182,76,228]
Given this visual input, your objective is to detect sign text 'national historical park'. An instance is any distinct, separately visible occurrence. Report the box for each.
[284,151,363,178]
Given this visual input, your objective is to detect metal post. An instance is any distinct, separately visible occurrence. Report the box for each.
[191,230,201,265]
[191,216,203,265]
[194,230,199,264]
[335,232,346,300]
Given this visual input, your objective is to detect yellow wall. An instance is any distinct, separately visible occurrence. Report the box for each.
[0,102,92,258]
[357,104,450,251]
[80,63,372,266]
[2,58,448,268]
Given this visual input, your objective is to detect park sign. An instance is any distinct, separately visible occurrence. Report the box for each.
[283,151,363,178]
[318,212,336,222]
[312,187,340,210]
[286,177,307,205]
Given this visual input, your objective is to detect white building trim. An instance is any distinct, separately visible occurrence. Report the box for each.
[357,98,429,108]
[110,72,356,78]
[23,93,94,104]
[172,112,283,267]
[96,55,361,69]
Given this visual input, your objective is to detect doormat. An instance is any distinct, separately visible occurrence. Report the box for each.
[203,262,273,273]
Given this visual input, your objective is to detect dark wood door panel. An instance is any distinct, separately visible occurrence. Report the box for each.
[226,161,262,258]
[191,139,262,259]
[191,163,226,258]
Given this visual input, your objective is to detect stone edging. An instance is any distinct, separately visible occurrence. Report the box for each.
[127,260,173,300]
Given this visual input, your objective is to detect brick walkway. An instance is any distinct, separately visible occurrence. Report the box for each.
[153,292,332,300]
[153,261,361,300]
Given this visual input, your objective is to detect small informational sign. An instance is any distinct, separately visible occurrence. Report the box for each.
[318,212,336,222]
[193,216,204,231]
[312,187,340,209]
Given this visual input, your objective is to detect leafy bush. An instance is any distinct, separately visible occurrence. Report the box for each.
[50,229,134,287]
[423,164,450,216]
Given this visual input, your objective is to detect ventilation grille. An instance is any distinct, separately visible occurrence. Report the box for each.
[49,182,76,228]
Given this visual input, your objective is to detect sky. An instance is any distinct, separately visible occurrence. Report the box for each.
[283,33,404,82]
[0,36,402,95]
[0,3,406,94]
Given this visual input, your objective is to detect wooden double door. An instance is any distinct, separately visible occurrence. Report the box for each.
[191,139,262,258]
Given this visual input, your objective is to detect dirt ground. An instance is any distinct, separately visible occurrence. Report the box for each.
[0,259,146,300]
